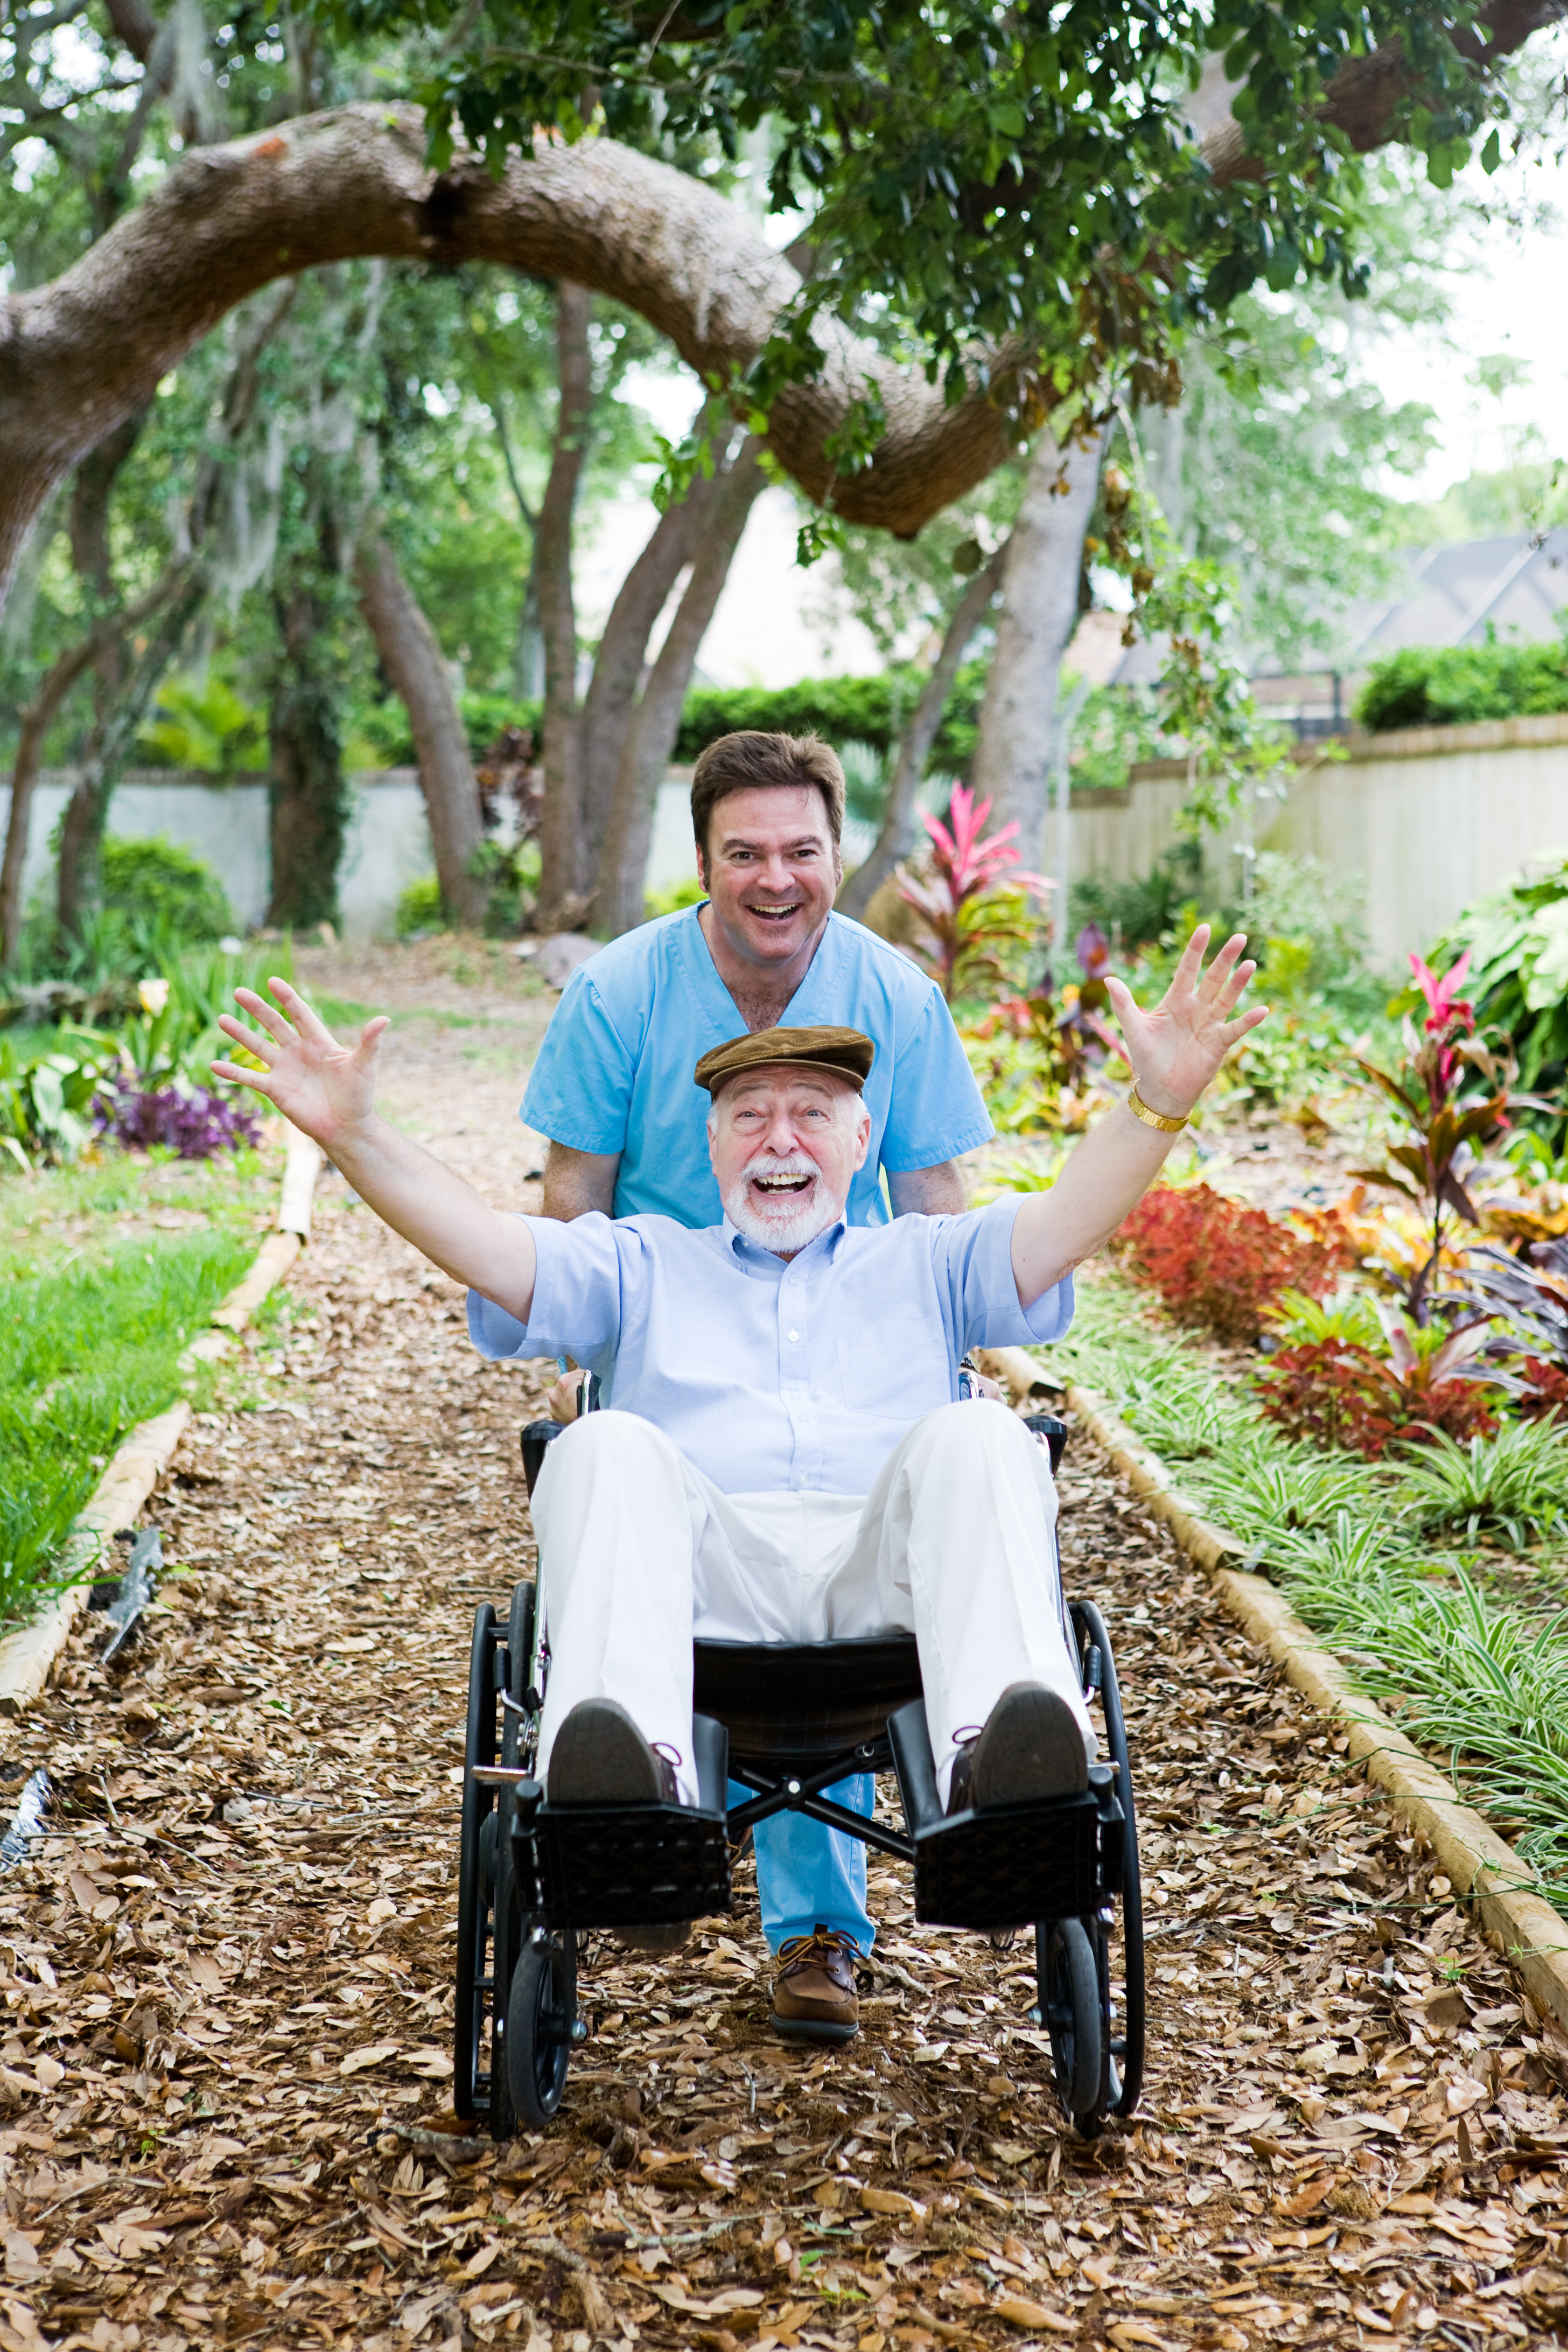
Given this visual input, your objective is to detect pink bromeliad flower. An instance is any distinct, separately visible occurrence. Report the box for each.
[1409,949,1474,1038]
[1409,949,1476,1104]
[918,785,1051,905]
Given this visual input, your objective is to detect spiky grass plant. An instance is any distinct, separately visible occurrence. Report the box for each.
[1048,1275,1568,1912]
[1390,1422,1568,1551]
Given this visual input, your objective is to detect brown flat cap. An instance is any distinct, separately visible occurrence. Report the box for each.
[694,1024,876,1097]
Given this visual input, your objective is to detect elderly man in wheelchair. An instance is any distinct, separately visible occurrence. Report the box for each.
[215,926,1265,2138]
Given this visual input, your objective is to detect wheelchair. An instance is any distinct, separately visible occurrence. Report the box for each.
[452,1400,1145,2144]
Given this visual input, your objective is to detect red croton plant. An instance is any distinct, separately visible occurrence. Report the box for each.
[1112,1182,1354,1347]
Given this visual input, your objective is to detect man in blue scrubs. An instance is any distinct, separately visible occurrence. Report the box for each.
[521,730,995,2040]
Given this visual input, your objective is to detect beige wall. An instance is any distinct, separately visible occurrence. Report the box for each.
[1069,713,1568,972]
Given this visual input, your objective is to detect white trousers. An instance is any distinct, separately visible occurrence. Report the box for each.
[531,1402,1094,1808]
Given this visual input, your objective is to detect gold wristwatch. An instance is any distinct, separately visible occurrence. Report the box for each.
[1126,1086,1189,1133]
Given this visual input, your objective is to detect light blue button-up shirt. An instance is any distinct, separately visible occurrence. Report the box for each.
[467,1195,1071,1497]
[520,906,992,1227]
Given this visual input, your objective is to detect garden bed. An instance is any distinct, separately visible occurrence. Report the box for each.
[1038,1266,1568,1919]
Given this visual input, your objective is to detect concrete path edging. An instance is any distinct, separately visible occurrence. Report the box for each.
[973,1344,1568,2034]
[0,1122,322,1718]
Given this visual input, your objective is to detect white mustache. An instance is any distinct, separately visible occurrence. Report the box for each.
[743,1153,818,1194]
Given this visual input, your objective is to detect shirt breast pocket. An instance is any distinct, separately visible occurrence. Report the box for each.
[836,1331,951,1418]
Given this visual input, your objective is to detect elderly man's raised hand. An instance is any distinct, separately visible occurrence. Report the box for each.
[213,978,389,1150]
[1104,925,1268,1118]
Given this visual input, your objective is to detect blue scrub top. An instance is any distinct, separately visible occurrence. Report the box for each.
[520,905,993,1227]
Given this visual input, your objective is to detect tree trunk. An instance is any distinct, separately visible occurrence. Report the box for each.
[267,582,348,930]
[534,281,594,930]
[48,408,148,947]
[578,446,726,873]
[968,426,1108,858]
[595,437,766,936]
[54,576,202,943]
[1,566,187,965]
[354,530,488,929]
[837,545,1007,922]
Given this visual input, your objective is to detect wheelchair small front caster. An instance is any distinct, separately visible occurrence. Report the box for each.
[1041,1916,1104,2136]
[505,1933,578,2129]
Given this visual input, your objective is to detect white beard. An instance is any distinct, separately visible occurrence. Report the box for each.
[724,1152,842,1256]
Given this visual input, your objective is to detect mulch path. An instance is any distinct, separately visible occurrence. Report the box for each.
[1,1002,1566,2352]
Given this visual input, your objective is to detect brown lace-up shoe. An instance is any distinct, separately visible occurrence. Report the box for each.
[770,1925,860,2043]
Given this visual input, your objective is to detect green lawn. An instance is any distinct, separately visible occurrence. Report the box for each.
[0,1150,277,1619]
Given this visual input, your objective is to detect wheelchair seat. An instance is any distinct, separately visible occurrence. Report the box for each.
[693,1633,922,1765]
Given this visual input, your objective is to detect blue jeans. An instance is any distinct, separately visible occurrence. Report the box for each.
[730,1774,876,1954]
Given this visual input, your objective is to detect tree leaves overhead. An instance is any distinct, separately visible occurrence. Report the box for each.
[307,0,1522,400]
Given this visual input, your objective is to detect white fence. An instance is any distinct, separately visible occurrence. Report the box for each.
[2,769,856,939]
[1071,712,1568,971]
[4,770,434,940]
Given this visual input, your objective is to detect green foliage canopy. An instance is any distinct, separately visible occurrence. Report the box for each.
[672,663,987,776]
[309,1,1520,438]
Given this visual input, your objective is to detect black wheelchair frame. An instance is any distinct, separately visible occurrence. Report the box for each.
[453,1411,1144,2143]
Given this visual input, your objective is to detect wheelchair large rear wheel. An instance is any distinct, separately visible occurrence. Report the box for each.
[506,1931,577,2129]
[454,1603,501,2123]
[1071,1597,1145,2119]
[486,1579,538,2141]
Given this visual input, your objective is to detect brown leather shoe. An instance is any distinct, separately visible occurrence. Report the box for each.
[770,1925,860,2044]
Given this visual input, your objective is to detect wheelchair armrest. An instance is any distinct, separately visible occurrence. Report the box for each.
[1024,1412,1068,1474]
[520,1419,565,1499]
[520,1373,604,1497]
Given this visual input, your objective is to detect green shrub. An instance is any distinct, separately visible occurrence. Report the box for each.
[0,1034,120,1169]
[396,875,447,936]
[350,694,543,769]
[137,676,265,774]
[101,835,233,942]
[646,876,705,918]
[477,839,541,936]
[1355,628,1568,732]
[672,661,988,776]
[1069,847,1201,953]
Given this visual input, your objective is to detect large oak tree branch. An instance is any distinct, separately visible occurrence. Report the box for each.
[0,105,1023,614]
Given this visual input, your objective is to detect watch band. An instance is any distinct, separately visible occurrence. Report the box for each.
[1126,1086,1189,1133]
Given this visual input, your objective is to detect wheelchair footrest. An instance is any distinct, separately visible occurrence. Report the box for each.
[887,1699,1124,1930]
[520,1799,731,1928]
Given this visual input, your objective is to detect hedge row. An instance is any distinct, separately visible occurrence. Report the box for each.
[1355,630,1568,732]
[357,670,988,772]
[671,661,985,772]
